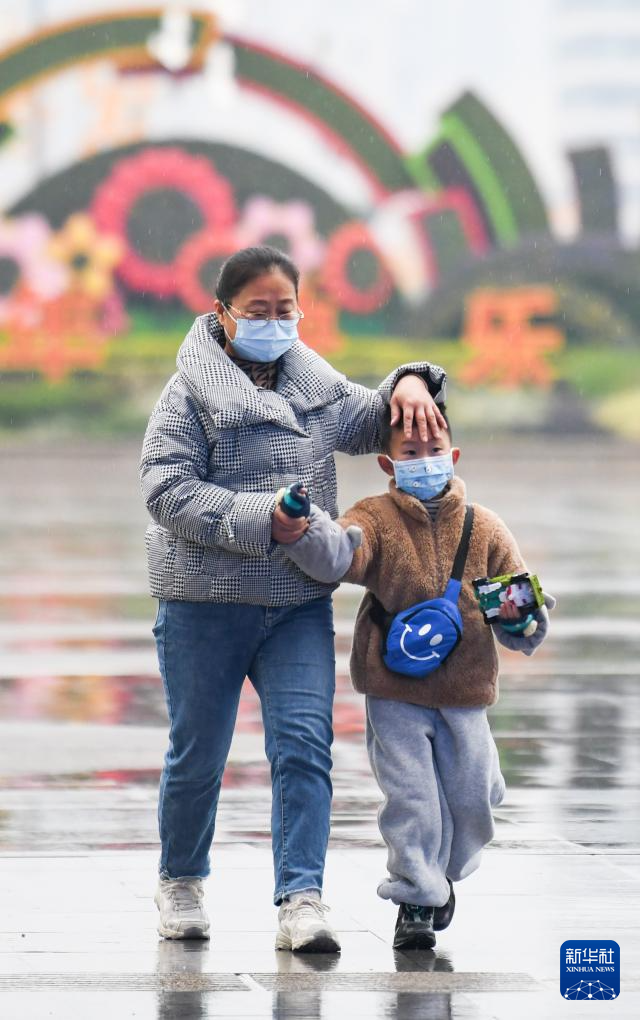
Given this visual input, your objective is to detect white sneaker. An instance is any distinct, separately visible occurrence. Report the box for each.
[155,877,210,939]
[275,896,341,953]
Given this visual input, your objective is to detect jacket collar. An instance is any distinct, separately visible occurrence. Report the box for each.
[176,315,350,433]
[388,475,468,522]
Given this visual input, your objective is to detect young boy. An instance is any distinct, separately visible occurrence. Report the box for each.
[280,406,554,950]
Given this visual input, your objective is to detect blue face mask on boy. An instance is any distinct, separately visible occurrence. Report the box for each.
[225,309,299,362]
[389,452,454,501]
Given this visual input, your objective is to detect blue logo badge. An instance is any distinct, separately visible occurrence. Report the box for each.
[560,940,620,999]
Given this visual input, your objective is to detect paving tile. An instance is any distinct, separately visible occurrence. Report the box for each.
[1,441,639,1017]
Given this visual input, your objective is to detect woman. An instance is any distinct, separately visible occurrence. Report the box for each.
[140,245,446,951]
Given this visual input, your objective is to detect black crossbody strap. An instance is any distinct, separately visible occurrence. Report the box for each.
[369,504,475,631]
[450,504,474,582]
[368,592,392,630]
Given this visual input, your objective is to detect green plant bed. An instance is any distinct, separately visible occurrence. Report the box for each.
[553,346,640,398]
[331,336,640,401]
[0,376,115,426]
[2,333,638,438]
[105,307,192,373]
[595,387,640,439]
[0,373,149,435]
[105,330,466,382]
[329,336,466,381]
[105,331,183,374]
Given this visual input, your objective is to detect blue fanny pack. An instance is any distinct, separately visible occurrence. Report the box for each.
[369,505,474,679]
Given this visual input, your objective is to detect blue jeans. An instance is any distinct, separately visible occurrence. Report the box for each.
[153,596,336,904]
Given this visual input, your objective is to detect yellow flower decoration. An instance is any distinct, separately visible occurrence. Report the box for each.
[49,213,123,300]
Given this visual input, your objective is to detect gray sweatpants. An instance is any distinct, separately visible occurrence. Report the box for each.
[366,695,506,908]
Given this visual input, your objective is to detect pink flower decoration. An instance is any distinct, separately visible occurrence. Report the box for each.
[100,289,130,337]
[92,148,236,298]
[0,215,67,323]
[236,197,325,272]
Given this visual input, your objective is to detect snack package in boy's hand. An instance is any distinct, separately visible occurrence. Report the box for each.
[473,572,544,636]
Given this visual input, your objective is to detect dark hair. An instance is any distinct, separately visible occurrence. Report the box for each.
[215,245,300,306]
[379,401,451,453]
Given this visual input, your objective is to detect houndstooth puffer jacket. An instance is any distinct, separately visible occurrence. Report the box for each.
[140,315,446,605]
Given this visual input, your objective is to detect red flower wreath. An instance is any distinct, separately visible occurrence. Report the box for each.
[321,222,393,314]
[175,231,238,313]
[92,148,236,298]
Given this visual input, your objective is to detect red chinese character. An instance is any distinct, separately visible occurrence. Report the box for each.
[461,288,564,387]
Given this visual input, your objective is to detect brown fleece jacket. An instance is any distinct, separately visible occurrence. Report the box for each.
[340,475,526,709]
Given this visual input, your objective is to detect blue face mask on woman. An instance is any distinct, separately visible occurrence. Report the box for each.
[389,452,454,501]
[225,307,300,362]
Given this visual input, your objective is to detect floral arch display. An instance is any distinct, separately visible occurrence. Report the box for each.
[0,9,638,435]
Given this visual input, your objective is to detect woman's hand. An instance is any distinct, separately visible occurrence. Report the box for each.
[390,374,448,441]
[271,504,309,544]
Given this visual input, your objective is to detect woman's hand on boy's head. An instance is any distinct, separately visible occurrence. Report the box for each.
[390,375,448,442]
[272,504,309,544]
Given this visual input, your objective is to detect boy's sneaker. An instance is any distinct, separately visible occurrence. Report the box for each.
[433,879,455,931]
[393,903,436,950]
[275,896,341,953]
[155,877,210,939]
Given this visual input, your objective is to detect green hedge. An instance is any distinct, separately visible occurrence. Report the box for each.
[2,333,639,437]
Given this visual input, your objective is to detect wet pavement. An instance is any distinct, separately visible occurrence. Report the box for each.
[1,437,639,1018]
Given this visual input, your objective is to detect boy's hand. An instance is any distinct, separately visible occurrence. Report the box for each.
[498,592,556,624]
[278,506,357,583]
[272,504,309,544]
[498,600,521,622]
[494,592,556,656]
[390,375,448,441]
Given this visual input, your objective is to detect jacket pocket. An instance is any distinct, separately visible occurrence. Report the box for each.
[146,524,177,572]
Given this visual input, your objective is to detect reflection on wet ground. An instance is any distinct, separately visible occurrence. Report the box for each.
[3,843,639,1018]
[1,439,639,855]
[2,438,640,1019]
